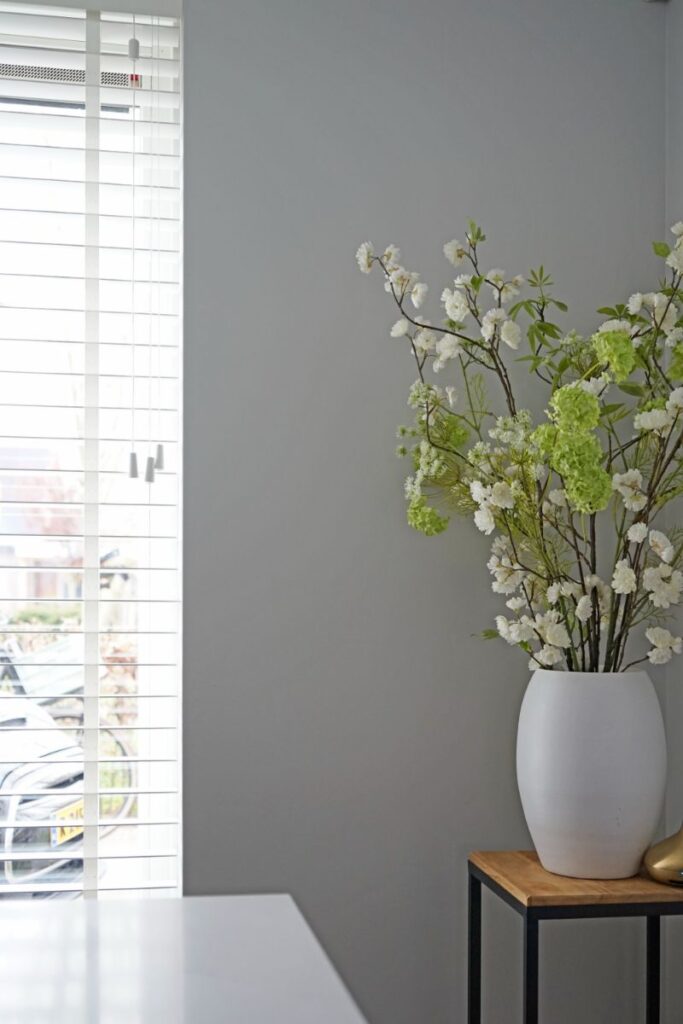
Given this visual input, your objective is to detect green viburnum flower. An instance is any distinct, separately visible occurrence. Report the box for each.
[563,464,612,513]
[531,423,558,456]
[551,433,611,513]
[550,385,601,433]
[592,329,636,382]
[407,496,449,536]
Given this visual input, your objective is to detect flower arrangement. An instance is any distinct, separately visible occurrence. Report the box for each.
[356,223,683,672]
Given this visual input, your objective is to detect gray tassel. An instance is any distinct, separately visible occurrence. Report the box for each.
[145,456,156,483]
[129,452,138,478]
[155,443,165,471]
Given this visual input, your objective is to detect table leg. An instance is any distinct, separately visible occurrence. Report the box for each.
[523,912,539,1024]
[646,916,660,1024]
[468,871,481,1024]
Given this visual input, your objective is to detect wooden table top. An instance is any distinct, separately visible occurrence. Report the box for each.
[469,850,683,908]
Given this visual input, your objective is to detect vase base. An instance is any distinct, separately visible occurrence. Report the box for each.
[537,850,641,881]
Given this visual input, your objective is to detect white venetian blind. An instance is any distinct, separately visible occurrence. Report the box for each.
[0,1,181,898]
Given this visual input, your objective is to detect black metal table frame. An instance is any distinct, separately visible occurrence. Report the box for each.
[468,860,683,1024]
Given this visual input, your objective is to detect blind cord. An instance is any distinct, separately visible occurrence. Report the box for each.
[128,19,139,478]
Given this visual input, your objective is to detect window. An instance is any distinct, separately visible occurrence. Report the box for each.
[0,2,181,897]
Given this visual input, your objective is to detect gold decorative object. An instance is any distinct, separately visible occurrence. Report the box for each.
[644,824,683,886]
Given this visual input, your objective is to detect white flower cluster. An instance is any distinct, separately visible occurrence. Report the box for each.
[611,559,636,595]
[480,308,521,350]
[414,325,438,358]
[669,386,683,412]
[488,411,533,449]
[643,563,683,609]
[496,607,571,668]
[611,524,680,610]
[579,373,610,398]
[404,440,446,502]
[412,282,429,309]
[407,379,437,410]
[441,286,469,324]
[534,610,571,648]
[528,611,572,668]
[546,579,581,605]
[487,536,525,595]
[496,614,535,646]
[358,244,434,319]
[666,221,683,278]
[575,594,592,623]
[443,239,467,266]
[433,334,463,372]
[612,469,647,511]
[627,522,648,544]
[470,479,515,535]
[634,408,672,434]
[650,529,674,563]
[542,488,567,516]
[646,627,683,666]
[486,269,524,303]
[634,387,683,434]
[627,288,679,340]
[356,241,374,274]
[595,317,634,337]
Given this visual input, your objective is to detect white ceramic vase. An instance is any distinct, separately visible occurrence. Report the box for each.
[516,669,667,880]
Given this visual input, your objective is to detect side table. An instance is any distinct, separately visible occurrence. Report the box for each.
[468,850,683,1024]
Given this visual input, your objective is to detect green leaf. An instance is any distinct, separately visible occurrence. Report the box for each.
[551,299,568,312]
[467,219,486,244]
[601,403,624,415]
[597,307,617,317]
[479,629,499,641]
[617,382,645,397]
[633,349,649,371]
[653,241,671,259]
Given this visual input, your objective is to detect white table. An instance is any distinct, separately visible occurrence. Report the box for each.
[0,894,368,1023]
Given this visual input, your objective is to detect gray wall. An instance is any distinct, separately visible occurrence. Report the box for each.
[183,2,668,1021]
[664,2,683,1016]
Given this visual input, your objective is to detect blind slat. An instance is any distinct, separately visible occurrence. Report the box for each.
[0,0,181,901]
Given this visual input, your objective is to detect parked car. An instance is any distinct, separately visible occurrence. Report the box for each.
[0,696,83,896]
